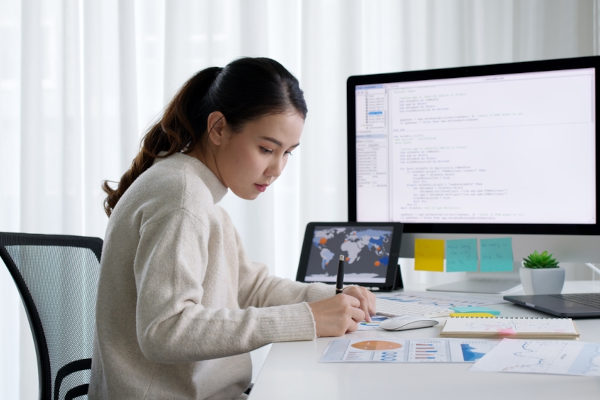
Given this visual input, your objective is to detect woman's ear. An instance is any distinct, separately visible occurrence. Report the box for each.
[206,111,226,145]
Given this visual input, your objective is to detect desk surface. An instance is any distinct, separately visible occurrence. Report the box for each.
[249,281,600,400]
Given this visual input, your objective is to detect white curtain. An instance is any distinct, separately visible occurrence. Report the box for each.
[1,0,598,398]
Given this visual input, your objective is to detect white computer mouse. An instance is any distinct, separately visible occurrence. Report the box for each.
[379,315,439,331]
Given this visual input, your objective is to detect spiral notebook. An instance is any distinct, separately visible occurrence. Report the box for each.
[440,316,579,339]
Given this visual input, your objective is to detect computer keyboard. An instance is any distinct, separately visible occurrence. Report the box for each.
[551,293,600,308]
[376,297,452,318]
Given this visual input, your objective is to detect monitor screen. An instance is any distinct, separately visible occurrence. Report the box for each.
[348,56,600,236]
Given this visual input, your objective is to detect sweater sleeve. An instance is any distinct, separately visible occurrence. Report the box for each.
[234,230,335,308]
[132,209,325,364]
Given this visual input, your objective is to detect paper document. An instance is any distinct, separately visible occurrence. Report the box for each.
[357,315,389,331]
[471,338,600,376]
[380,291,504,308]
[321,337,499,363]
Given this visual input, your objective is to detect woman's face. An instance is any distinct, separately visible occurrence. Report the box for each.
[210,111,305,200]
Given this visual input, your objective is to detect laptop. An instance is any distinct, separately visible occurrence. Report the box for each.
[503,293,600,318]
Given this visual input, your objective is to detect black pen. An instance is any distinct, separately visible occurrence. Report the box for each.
[335,254,345,294]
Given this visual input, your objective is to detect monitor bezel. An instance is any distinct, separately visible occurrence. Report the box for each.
[347,56,600,235]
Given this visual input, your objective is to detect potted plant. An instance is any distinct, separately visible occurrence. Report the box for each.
[519,250,565,295]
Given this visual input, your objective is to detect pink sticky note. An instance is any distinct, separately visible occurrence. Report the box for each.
[498,328,516,336]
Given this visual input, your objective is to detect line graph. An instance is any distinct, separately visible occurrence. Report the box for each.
[471,339,600,376]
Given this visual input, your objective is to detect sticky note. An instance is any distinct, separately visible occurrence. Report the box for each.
[480,237,514,272]
[497,328,517,336]
[414,239,445,272]
[451,307,501,316]
[445,238,478,272]
[450,313,497,318]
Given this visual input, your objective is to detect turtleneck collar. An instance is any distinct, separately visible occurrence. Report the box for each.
[173,152,228,204]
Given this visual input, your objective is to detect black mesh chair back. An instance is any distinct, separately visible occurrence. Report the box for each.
[0,232,103,400]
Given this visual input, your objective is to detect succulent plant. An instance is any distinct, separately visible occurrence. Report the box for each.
[522,250,559,269]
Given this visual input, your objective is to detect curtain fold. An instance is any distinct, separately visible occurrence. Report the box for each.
[1,0,598,398]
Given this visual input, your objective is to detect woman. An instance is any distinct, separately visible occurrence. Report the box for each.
[90,57,375,399]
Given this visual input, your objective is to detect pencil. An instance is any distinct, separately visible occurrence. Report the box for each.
[335,254,345,294]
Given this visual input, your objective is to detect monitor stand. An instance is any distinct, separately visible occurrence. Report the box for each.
[427,277,521,294]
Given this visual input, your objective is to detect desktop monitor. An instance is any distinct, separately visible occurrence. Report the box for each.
[347,56,600,293]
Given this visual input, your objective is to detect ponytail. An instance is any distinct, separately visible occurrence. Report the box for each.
[102,67,222,216]
[102,57,306,217]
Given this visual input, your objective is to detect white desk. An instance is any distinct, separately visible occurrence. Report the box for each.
[249,281,600,399]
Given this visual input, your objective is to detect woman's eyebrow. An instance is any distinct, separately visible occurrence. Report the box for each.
[259,136,300,149]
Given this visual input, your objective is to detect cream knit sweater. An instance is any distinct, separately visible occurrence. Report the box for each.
[89,153,334,399]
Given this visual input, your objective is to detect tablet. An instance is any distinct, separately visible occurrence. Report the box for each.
[296,222,403,291]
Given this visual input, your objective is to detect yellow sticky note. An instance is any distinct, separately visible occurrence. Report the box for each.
[449,313,497,318]
[414,239,445,272]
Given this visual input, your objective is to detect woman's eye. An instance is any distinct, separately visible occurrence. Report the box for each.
[260,146,273,154]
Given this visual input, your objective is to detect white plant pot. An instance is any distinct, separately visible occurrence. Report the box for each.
[519,263,565,295]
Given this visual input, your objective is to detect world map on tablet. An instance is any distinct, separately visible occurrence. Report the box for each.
[304,226,394,283]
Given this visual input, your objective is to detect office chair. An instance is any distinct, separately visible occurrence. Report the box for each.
[0,232,103,400]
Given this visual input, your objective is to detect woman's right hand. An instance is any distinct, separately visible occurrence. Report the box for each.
[308,294,366,337]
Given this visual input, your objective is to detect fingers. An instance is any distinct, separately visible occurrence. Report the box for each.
[346,319,359,333]
[356,294,371,322]
[348,299,366,322]
[364,290,376,319]
[341,286,376,322]
[308,294,366,337]
[341,291,360,305]
[339,293,365,321]
[342,295,364,334]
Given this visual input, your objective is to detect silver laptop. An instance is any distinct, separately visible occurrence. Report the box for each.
[503,293,600,318]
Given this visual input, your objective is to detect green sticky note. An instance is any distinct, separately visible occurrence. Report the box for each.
[480,237,514,272]
[445,238,478,272]
[451,307,501,316]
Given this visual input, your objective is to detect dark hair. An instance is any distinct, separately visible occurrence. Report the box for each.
[102,57,307,216]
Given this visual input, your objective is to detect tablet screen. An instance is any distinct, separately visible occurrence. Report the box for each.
[297,223,402,289]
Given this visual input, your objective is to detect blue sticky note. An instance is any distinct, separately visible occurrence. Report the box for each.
[480,237,514,272]
[445,238,478,272]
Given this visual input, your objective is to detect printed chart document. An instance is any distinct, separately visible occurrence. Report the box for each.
[320,337,499,363]
[471,338,600,376]
[379,290,503,308]
[357,315,390,331]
